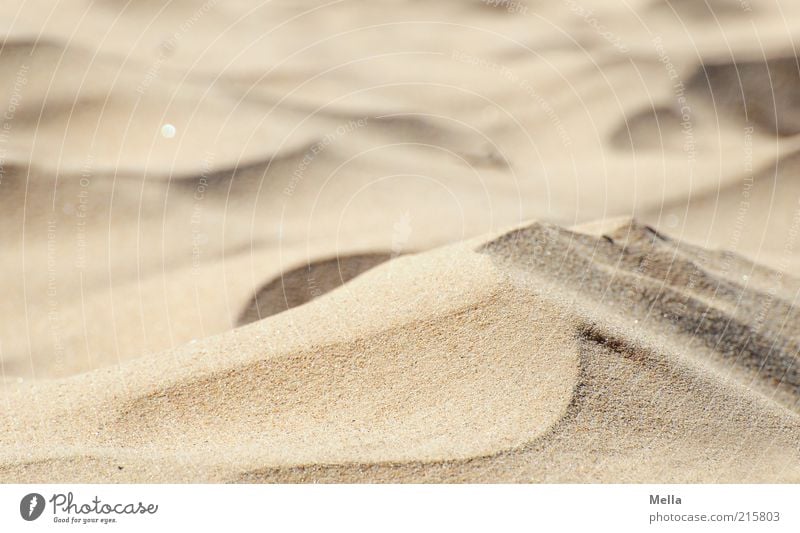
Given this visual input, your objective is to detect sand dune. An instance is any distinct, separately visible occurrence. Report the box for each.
[1,220,799,482]
[2,0,800,483]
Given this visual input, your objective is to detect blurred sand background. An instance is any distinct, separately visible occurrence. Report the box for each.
[1,0,800,482]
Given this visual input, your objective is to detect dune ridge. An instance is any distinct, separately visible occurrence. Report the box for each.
[1,219,798,483]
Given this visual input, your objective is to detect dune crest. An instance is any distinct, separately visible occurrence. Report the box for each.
[1,220,799,482]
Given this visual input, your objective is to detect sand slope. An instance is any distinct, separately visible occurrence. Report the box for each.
[1,219,798,482]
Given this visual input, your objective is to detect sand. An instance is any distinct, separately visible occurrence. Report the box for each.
[1,0,799,482]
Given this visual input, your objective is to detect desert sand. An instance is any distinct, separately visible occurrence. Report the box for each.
[1,0,799,482]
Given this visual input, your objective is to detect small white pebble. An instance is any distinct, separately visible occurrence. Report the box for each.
[161,123,177,138]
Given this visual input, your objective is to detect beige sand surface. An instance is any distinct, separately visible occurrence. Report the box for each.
[1,0,799,482]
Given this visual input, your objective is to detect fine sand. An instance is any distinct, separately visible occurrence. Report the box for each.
[1,0,800,482]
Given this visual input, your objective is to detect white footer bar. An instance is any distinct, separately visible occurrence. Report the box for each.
[1,484,796,532]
